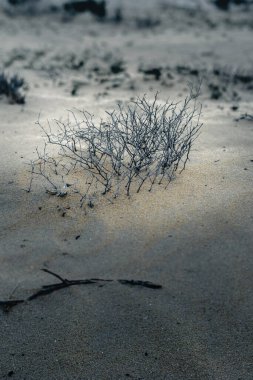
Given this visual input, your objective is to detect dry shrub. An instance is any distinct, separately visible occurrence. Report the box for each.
[30,87,202,206]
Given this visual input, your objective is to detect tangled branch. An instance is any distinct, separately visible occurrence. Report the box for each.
[30,87,202,206]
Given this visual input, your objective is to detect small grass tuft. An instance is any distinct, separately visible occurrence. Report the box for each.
[0,72,26,104]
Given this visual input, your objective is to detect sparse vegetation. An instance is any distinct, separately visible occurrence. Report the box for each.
[7,0,107,18]
[139,66,162,81]
[213,0,253,10]
[63,0,106,17]
[0,72,26,104]
[7,0,30,5]
[235,113,253,121]
[4,47,125,85]
[139,63,253,101]
[30,87,202,206]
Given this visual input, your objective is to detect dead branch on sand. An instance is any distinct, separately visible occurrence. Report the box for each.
[0,269,162,313]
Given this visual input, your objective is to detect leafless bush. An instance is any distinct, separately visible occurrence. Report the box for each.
[30,87,202,206]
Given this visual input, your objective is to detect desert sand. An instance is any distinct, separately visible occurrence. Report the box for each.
[0,1,253,379]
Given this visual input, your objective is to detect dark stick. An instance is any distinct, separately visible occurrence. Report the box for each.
[28,280,96,301]
[118,279,162,289]
[41,268,69,284]
[1,269,162,311]
[28,269,98,301]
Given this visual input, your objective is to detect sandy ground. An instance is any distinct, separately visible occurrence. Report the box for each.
[0,1,253,379]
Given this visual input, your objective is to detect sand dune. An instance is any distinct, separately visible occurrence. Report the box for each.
[0,1,253,379]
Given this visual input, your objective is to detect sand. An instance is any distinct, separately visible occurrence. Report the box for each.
[0,1,253,379]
